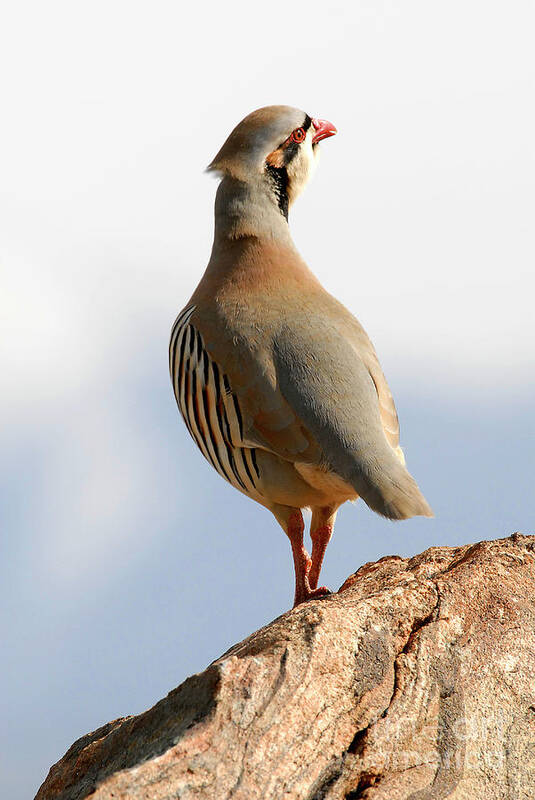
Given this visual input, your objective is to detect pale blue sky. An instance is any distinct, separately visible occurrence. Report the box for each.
[1,2,534,797]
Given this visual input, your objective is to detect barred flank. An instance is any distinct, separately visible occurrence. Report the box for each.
[169,306,261,497]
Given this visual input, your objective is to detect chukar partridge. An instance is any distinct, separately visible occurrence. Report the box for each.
[170,105,432,607]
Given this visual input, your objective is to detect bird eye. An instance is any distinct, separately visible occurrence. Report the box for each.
[290,127,306,144]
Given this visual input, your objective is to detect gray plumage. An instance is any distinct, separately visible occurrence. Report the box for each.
[170,105,432,606]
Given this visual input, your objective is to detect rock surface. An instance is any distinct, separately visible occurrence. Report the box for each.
[36,534,535,800]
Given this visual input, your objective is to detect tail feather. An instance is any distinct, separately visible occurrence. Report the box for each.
[349,450,433,521]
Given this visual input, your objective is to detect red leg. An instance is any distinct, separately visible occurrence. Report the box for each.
[308,505,338,591]
[286,510,311,606]
[273,506,331,607]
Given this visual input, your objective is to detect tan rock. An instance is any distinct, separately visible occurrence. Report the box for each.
[36,534,535,799]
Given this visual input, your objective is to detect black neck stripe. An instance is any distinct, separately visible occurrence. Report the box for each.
[266,164,289,220]
[264,115,311,221]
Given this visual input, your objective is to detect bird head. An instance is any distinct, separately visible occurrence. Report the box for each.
[208,106,337,221]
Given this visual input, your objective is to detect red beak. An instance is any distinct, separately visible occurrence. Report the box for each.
[311,118,337,144]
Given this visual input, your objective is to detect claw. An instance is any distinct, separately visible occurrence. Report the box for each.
[293,584,331,607]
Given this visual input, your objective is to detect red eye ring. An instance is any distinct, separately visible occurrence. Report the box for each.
[290,127,306,144]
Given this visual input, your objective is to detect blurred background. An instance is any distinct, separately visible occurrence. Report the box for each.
[1,1,534,797]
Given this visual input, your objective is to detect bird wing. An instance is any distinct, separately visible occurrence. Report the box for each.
[268,311,431,519]
[188,302,430,520]
[326,301,401,451]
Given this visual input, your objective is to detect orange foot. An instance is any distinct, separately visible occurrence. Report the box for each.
[294,584,331,607]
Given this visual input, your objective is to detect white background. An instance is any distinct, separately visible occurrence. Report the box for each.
[1,2,534,796]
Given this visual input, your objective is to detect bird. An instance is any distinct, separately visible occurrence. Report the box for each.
[169,105,433,608]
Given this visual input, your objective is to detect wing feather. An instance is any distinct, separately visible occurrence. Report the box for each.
[179,302,431,520]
